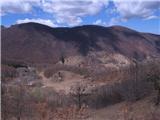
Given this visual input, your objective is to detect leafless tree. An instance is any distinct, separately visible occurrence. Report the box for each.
[70,82,89,109]
[60,54,65,64]
[147,61,160,105]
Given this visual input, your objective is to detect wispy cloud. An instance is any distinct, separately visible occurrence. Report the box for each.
[93,19,107,26]
[0,0,41,15]
[113,0,160,20]
[1,0,109,26]
[16,18,58,27]
[1,0,159,26]
[41,0,109,26]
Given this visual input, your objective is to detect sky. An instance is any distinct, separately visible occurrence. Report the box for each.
[0,0,160,34]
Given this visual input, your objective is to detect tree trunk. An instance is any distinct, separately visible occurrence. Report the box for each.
[78,94,81,109]
[17,116,20,120]
[156,89,160,105]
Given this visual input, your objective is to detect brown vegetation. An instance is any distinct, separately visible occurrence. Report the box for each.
[1,60,160,120]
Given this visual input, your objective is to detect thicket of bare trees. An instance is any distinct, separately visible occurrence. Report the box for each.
[1,82,37,120]
[1,84,69,120]
[147,61,160,105]
[1,60,160,120]
[85,60,160,108]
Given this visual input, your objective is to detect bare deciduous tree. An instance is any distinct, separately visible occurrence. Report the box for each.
[70,82,89,109]
[148,75,160,105]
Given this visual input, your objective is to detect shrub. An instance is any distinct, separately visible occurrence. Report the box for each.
[1,64,18,81]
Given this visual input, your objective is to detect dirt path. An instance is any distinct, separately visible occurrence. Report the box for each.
[38,71,84,94]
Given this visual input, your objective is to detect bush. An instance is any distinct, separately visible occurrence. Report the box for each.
[1,64,18,81]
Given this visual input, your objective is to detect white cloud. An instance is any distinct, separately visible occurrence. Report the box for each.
[41,0,109,26]
[1,0,109,26]
[107,0,160,26]
[1,0,159,26]
[0,0,41,14]
[94,19,103,25]
[144,15,159,20]
[93,19,107,26]
[16,18,58,27]
[108,18,119,26]
[113,0,160,20]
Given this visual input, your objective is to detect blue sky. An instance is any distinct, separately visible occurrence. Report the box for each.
[1,0,160,34]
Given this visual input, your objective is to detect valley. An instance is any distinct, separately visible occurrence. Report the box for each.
[1,23,160,120]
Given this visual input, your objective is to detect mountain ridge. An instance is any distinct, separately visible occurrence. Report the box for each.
[2,22,160,65]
